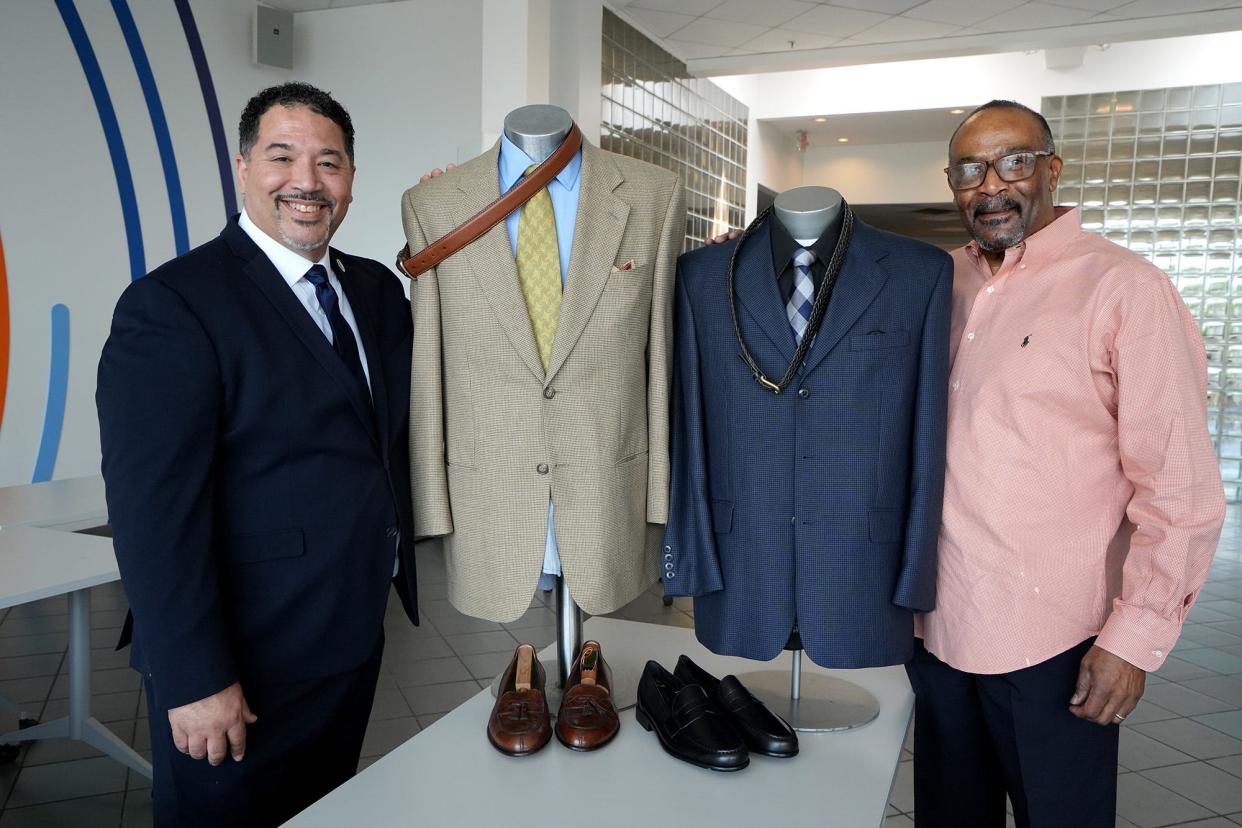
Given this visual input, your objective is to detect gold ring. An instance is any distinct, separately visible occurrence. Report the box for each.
[1113,713,1126,722]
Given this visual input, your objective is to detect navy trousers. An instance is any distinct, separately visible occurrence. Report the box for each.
[905,638,1119,828]
[144,640,383,827]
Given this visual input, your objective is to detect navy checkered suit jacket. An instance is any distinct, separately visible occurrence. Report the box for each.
[662,215,952,668]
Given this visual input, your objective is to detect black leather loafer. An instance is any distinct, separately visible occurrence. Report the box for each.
[635,660,748,772]
[675,654,798,758]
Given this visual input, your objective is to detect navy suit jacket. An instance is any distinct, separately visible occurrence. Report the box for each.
[97,217,417,710]
[663,216,951,668]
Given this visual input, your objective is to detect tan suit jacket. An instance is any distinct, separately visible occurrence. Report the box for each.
[401,141,684,622]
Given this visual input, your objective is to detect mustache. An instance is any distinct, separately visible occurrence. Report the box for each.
[973,195,1020,219]
[275,191,333,207]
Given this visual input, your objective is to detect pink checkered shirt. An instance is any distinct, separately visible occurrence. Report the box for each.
[916,206,1225,674]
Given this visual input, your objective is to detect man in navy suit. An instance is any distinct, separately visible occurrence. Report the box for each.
[97,83,416,826]
[663,209,951,668]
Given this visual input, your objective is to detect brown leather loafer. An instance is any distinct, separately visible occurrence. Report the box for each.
[487,643,552,756]
[555,640,620,751]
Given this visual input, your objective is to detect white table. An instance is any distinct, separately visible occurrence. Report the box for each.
[0,478,151,778]
[288,617,913,828]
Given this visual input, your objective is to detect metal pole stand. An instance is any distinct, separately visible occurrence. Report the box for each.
[743,649,881,733]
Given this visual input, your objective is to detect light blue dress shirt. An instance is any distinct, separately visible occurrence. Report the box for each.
[498,133,583,589]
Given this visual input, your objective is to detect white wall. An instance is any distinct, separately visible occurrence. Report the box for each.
[801,142,948,206]
[745,118,803,219]
[0,0,484,486]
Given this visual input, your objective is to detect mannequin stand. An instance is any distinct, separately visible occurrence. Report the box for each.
[744,649,881,733]
[491,576,641,713]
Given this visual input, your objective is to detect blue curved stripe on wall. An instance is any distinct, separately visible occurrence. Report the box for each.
[32,305,70,484]
[174,0,238,219]
[54,0,145,282]
[111,0,189,256]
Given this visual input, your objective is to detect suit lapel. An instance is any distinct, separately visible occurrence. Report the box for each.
[224,222,379,450]
[333,252,388,449]
[547,143,628,381]
[453,145,546,382]
[800,220,891,377]
[734,218,796,367]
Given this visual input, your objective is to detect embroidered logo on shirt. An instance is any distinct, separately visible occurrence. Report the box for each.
[1021,335,1031,348]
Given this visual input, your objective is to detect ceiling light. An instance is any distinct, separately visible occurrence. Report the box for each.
[814,117,827,123]
[837,137,849,143]
[950,108,965,114]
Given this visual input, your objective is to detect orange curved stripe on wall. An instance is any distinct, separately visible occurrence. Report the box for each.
[0,233,9,435]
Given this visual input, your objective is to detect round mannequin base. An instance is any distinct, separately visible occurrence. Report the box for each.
[741,671,881,733]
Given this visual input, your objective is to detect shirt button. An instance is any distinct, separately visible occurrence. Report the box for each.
[986,286,995,294]
[1034,586,1040,594]
[797,388,810,399]
[536,463,549,475]
[967,332,975,341]
[543,387,556,399]
[951,381,960,391]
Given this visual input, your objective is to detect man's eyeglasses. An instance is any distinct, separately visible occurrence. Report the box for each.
[944,151,1055,191]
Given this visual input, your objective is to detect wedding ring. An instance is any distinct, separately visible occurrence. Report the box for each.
[1113,713,1126,722]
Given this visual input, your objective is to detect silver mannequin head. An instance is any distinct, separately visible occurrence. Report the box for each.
[774,186,844,244]
[503,105,573,163]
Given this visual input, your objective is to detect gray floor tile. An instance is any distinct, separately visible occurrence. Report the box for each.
[367,688,412,722]
[520,625,558,649]
[460,650,515,682]
[49,669,141,701]
[885,815,915,827]
[501,606,556,631]
[1115,771,1214,827]
[1193,710,1242,740]
[381,635,454,664]
[1124,699,1182,725]
[4,756,128,808]
[2,599,65,620]
[1144,684,1238,716]
[1120,728,1198,770]
[0,617,68,640]
[20,720,135,767]
[1192,606,1236,624]
[1209,754,1242,779]
[0,636,70,661]
[0,656,60,684]
[425,614,505,636]
[1142,762,1242,814]
[1181,625,1242,649]
[40,691,139,725]
[1170,818,1242,827]
[387,656,471,687]
[1156,656,1221,682]
[887,757,914,813]
[1209,621,1242,638]
[415,713,444,729]
[359,716,420,759]
[120,788,153,827]
[0,792,124,827]
[399,681,480,716]
[1180,677,1242,707]
[1133,718,1242,760]
[1199,600,1242,619]
[0,677,51,707]
[443,630,518,657]
[1177,648,1242,675]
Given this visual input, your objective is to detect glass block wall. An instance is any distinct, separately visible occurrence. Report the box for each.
[1043,84,1242,500]
[602,8,748,251]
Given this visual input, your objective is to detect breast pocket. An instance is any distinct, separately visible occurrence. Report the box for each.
[849,330,909,351]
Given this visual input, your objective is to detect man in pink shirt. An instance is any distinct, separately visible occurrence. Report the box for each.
[908,100,1225,827]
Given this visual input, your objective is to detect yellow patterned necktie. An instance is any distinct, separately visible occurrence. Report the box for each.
[516,163,561,373]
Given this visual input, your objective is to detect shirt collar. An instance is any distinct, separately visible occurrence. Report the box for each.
[239,207,332,288]
[768,210,840,272]
[964,205,1082,269]
[497,131,583,195]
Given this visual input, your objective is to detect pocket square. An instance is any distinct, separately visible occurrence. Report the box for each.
[611,259,636,273]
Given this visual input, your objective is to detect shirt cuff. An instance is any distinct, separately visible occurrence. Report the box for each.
[1095,603,1186,672]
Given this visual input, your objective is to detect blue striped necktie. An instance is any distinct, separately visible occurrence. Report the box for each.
[304,264,370,402]
[787,248,816,345]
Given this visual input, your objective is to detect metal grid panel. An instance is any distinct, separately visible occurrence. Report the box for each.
[1044,84,1242,500]
[601,8,749,252]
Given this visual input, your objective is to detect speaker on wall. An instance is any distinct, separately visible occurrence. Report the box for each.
[255,4,294,70]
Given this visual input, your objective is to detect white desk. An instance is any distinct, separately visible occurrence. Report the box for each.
[0,479,151,778]
[289,617,913,828]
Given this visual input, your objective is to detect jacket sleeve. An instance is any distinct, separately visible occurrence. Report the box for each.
[662,262,725,597]
[1096,270,1225,671]
[402,189,454,537]
[892,255,952,611]
[96,277,237,709]
[646,178,685,525]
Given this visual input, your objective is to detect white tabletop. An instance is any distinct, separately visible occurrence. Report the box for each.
[288,616,913,828]
[0,524,121,610]
[0,475,107,530]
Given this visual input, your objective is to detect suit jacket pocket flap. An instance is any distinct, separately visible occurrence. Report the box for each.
[227,528,305,563]
[711,500,734,534]
[850,330,909,350]
[868,509,903,544]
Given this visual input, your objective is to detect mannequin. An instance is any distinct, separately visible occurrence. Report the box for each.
[662,181,953,729]
[399,103,685,713]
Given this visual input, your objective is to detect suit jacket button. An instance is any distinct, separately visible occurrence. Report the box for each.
[537,463,549,475]
[797,387,810,399]
[543,387,556,399]
[385,526,398,538]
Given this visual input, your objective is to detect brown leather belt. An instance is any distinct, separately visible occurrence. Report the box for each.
[396,123,584,279]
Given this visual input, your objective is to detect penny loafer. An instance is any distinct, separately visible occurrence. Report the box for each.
[556,640,620,751]
[487,643,552,756]
[635,660,748,772]
[675,654,798,758]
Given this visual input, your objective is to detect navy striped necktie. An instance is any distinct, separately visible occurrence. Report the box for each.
[304,264,370,402]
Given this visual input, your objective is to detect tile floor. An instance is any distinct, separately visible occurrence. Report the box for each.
[2,509,1242,827]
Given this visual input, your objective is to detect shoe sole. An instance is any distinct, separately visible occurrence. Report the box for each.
[634,700,749,772]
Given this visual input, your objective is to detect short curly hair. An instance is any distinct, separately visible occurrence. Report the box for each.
[238,82,355,162]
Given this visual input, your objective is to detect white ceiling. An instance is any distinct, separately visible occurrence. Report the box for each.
[609,0,1242,73]
[769,106,975,147]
